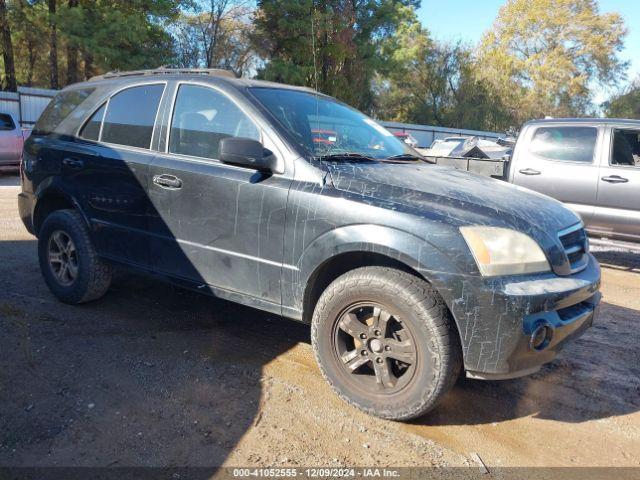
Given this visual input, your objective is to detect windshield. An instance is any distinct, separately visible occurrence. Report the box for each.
[250,87,417,160]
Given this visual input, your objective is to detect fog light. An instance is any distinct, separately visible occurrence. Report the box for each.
[530,323,553,351]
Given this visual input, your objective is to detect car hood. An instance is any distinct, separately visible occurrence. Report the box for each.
[325,160,581,234]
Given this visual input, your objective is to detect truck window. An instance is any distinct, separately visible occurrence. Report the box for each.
[168,84,260,160]
[32,88,95,136]
[101,84,165,149]
[0,113,15,131]
[528,126,597,163]
[611,129,640,167]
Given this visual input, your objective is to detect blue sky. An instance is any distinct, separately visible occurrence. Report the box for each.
[417,0,639,102]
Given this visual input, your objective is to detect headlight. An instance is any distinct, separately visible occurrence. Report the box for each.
[460,226,550,276]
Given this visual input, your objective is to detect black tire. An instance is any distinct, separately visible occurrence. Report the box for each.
[38,209,112,304]
[311,267,462,421]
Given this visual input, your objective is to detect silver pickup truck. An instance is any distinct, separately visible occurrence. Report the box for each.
[0,112,27,172]
[509,118,640,249]
[424,118,640,249]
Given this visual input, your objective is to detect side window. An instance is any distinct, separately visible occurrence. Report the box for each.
[101,84,165,149]
[32,88,95,136]
[611,129,640,167]
[0,113,16,131]
[169,84,260,160]
[80,104,106,141]
[528,126,597,163]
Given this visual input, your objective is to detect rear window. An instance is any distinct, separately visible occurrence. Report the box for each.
[80,104,106,141]
[528,126,597,163]
[32,88,95,135]
[101,84,165,149]
[0,113,15,130]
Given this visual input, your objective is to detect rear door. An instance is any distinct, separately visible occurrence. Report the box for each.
[510,124,601,226]
[68,82,166,267]
[591,126,640,242]
[147,82,291,304]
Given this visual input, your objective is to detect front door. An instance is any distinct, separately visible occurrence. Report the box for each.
[148,83,290,304]
[592,127,640,242]
[511,125,601,227]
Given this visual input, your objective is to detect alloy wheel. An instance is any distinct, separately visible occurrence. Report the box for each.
[48,230,79,286]
[333,303,418,394]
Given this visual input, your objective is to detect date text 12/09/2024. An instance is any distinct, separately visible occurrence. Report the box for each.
[232,468,402,478]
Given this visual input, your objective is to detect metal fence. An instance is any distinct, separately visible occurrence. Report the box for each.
[380,120,502,148]
[0,87,57,126]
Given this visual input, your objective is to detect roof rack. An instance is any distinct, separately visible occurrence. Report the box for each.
[89,68,237,81]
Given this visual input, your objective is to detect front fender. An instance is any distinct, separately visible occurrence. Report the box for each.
[281,224,462,318]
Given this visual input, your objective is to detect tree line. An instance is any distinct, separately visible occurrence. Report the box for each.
[0,0,636,131]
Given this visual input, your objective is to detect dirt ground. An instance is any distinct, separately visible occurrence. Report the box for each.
[1,173,639,471]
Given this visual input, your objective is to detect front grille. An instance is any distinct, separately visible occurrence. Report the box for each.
[558,224,588,274]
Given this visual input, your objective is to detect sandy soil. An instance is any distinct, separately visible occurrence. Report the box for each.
[0,173,638,471]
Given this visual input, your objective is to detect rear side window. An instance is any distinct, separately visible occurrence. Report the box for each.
[101,84,165,149]
[80,104,106,141]
[0,113,15,130]
[32,88,95,135]
[528,126,597,163]
[169,84,259,160]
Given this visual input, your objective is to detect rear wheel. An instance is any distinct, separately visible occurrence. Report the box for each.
[311,267,461,420]
[38,209,112,304]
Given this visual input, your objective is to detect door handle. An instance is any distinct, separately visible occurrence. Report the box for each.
[601,175,628,184]
[518,168,541,175]
[153,174,182,189]
[62,157,84,169]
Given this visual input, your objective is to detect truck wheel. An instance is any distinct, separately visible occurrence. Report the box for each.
[38,209,112,304]
[311,267,461,421]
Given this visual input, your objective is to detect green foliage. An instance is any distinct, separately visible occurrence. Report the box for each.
[478,0,628,124]
[6,1,49,87]
[57,0,182,74]
[1,0,185,88]
[374,22,512,131]
[254,0,419,113]
[604,77,640,119]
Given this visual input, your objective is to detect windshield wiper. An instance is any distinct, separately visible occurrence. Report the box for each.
[385,154,423,161]
[316,152,376,162]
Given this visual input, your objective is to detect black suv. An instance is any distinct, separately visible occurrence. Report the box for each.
[18,69,601,420]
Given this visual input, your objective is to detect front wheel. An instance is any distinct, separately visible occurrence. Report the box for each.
[38,209,112,304]
[311,267,461,421]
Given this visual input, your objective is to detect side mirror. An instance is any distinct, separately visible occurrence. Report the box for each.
[219,137,277,172]
[502,153,512,162]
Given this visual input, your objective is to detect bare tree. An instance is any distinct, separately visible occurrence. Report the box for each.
[0,0,17,91]
[174,0,256,77]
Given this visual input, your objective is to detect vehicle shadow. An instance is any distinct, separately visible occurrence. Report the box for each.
[0,239,308,469]
[591,247,640,272]
[0,172,20,187]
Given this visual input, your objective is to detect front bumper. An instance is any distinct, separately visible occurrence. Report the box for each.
[428,253,601,379]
